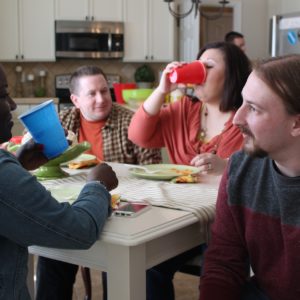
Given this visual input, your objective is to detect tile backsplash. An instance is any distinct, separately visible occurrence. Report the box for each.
[2,60,165,98]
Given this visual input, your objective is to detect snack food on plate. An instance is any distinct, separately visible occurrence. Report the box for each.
[111,194,121,209]
[68,158,99,169]
[172,175,198,183]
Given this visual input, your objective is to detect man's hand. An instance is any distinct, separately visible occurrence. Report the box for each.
[87,163,118,191]
[16,139,48,170]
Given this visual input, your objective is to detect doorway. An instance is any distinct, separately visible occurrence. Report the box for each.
[199,6,233,48]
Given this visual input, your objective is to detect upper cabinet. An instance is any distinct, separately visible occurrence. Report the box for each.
[55,0,123,21]
[0,0,55,61]
[123,0,177,62]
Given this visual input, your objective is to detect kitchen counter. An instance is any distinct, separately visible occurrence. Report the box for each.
[13,97,58,105]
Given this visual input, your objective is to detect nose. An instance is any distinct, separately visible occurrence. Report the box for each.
[95,92,104,103]
[233,104,246,126]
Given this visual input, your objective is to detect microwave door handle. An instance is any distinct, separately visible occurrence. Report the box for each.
[108,33,112,52]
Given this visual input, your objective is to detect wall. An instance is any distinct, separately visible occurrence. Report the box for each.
[2,60,165,98]
[179,0,269,61]
[241,0,269,60]
[277,0,300,14]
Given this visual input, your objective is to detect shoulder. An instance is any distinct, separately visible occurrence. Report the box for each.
[0,150,23,179]
[111,103,134,121]
[59,107,79,121]
[228,151,270,190]
[0,149,17,162]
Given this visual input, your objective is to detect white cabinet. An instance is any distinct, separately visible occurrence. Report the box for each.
[55,0,123,21]
[0,0,55,62]
[123,0,176,62]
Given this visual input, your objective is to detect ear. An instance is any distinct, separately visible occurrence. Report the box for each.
[291,114,300,137]
[70,94,80,108]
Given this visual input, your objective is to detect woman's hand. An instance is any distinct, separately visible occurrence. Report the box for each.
[143,61,187,116]
[157,61,185,94]
[190,153,228,175]
[16,139,48,170]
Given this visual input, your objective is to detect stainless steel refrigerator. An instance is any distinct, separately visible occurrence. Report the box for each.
[270,12,300,57]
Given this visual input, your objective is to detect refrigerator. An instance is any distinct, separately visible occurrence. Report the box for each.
[270,12,300,57]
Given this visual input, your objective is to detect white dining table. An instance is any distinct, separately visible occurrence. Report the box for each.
[28,162,220,300]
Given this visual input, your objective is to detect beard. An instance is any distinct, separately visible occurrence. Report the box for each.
[238,125,268,158]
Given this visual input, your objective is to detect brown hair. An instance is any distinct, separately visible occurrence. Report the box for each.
[254,54,300,115]
[69,65,107,95]
[197,41,252,112]
[224,31,244,43]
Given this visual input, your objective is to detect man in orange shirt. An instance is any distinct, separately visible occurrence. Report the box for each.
[36,65,161,300]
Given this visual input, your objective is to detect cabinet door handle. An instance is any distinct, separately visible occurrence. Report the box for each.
[16,54,18,59]
[151,55,154,60]
[91,16,94,21]
[145,55,148,59]
[85,16,89,20]
[21,55,24,59]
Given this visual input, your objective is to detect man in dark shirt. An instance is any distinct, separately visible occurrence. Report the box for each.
[200,55,300,300]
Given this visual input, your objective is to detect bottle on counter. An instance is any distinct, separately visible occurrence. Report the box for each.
[26,74,35,97]
[34,70,47,97]
[15,65,23,97]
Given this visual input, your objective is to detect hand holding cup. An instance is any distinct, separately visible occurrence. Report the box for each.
[168,61,206,84]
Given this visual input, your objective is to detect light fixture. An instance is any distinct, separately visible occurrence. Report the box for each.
[164,0,230,20]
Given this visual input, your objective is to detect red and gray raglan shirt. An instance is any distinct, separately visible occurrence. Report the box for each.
[200,150,300,300]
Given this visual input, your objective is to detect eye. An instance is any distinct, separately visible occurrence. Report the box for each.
[248,105,257,112]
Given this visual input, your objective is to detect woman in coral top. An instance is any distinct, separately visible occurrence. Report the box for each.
[129,41,252,175]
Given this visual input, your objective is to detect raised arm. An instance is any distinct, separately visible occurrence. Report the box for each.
[143,61,182,116]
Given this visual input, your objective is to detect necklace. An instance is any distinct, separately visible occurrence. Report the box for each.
[198,104,208,141]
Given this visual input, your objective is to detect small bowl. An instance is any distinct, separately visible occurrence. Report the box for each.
[122,89,154,108]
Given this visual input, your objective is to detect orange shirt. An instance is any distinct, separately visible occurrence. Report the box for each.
[128,96,243,165]
[78,113,106,160]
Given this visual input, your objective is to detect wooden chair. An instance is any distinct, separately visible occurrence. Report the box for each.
[80,267,107,300]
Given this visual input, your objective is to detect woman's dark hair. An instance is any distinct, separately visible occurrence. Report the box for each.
[69,65,107,95]
[254,54,300,115]
[196,41,252,112]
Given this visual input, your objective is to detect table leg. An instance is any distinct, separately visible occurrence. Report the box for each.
[27,254,35,299]
[106,243,146,300]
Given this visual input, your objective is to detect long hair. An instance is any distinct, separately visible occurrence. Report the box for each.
[196,41,252,112]
[254,54,300,115]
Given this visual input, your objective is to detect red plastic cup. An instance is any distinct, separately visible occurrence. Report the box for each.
[113,83,137,104]
[169,61,206,84]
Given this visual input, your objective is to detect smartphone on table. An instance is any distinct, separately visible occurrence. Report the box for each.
[113,201,151,217]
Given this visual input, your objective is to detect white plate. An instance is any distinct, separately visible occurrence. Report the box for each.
[48,183,83,203]
[129,164,199,180]
[48,183,121,208]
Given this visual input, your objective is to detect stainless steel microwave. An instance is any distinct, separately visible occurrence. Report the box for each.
[55,20,124,59]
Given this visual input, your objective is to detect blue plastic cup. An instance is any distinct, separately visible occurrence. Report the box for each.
[18,100,68,159]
